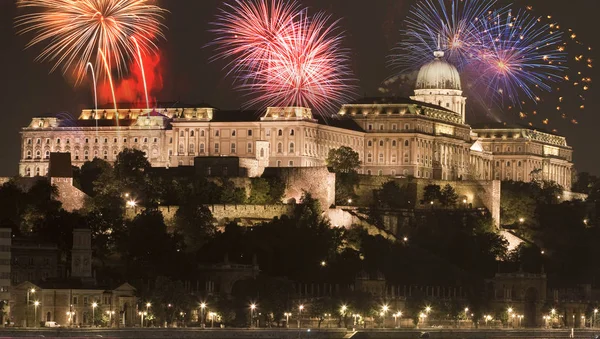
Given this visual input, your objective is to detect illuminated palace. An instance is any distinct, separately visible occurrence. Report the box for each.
[19,51,574,188]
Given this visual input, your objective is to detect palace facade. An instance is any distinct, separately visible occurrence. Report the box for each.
[19,51,574,188]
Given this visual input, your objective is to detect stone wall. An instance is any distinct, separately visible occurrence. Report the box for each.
[263,166,335,208]
[128,204,295,226]
[354,176,501,226]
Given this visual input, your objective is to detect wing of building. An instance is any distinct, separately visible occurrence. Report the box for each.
[19,50,574,189]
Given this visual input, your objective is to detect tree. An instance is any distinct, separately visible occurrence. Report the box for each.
[247,178,271,204]
[422,184,441,204]
[220,178,246,204]
[439,184,459,207]
[376,181,410,209]
[327,147,361,173]
[113,148,150,192]
[173,204,216,253]
[79,158,112,196]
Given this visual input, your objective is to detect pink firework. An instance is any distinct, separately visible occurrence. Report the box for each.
[211,0,300,76]
[212,0,356,114]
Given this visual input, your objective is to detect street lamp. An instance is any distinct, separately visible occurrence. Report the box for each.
[594,309,598,328]
[284,312,291,328]
[138,311,147,327]
[106,310,115,327]
[347,198,352,205]
[208,312,216,328]
[26,288,35,327]
[92,302,98,327]
[464,307,469,320]
[298,305,304,329]
[127,199,137,208]
[67,311,74,326]
[393,311,402,328]
[250,304,257,328]
[352,314,359,326]
[33,301,40,327]
[200,302,207,328]
[519,217,525,223]
[381,305,389,328]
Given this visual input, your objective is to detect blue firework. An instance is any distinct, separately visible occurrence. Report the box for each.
[473,9,567,105]
[392,0,498,72]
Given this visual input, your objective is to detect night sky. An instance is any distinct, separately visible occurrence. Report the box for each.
[0,0,598,176]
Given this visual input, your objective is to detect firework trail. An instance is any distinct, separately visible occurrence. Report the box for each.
[15,0,167,83]
[212,0,357,114]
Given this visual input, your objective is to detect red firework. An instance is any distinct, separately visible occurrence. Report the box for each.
[212,0,356,114]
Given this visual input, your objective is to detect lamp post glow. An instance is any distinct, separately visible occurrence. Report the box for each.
[464,307,469,320]
[33,301,39,327]
[92,302,97,327]
[26,288,35,327]
[594,309,598,328]
[67,311,74,326]
[200,302,206,328]
[284,312,291,328]
[138,311,147,327]
[106,310,115,327]
[298,305,304,329]
[381,305,389,328]
[393,311,402,328]
[250,304,256,328]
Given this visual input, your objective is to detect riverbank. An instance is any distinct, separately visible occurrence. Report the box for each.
[0,328,594,339]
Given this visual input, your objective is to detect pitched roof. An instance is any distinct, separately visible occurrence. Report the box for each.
[348,96,456,113]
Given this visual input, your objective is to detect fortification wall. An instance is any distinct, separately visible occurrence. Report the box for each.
[263,166,335,207]
[128,204,295,226]
[354,176,501,226]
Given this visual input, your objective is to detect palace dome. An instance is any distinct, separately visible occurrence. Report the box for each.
[415,51,462,91]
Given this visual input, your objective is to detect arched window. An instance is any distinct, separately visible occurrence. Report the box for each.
[74,150,79,160]
[278,129,283,136]
[143,137,148,143]
[35,167,40,176]
[290,129,295,136]
[45,151,50,159]
[200,130,205,137]
[231,130,236,137]
[179,130,184,137]
[56,138,61,144]
[27,139,32,145]
[189,143,195,152]
[277,142,283,153]
[199,143,205,153]
[367,140,372,147]
[178,144,184,153]
[277,160,281,167]
[289,142,295,153]
[404,140,409,147]
[25,167,31,177]
[392,140,397,147]
[231,143,236,153]
[260,148,265,158]
[190,130,195,137]
[247,142,253,153]
[378,170,383,176]
[367,153,372,163]
[94,150,98,158]
[367,170,372,175]
[103,150,108,159]
[26,150,32,159]
[35,150,41,159]
[379,140,384,147]
[506,161,511,167]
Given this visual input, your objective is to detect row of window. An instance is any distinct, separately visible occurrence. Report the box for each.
[367,139,410,147]
[27,136,160,145]
[367,123,412,131]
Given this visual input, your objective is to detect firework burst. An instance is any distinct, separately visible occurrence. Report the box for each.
[474,10,566,105]
[392,0,498,72]
[15,0,167,83]
[212,0,356,114]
